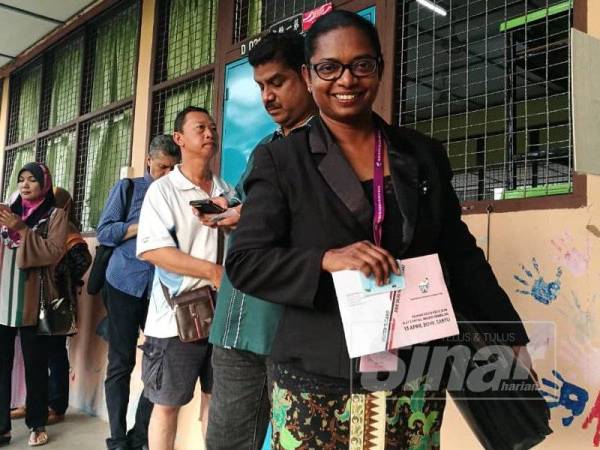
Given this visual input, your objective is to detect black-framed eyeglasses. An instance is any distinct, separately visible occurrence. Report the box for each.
[311,57,380,81]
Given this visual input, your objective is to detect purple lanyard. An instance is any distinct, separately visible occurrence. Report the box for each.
[372,129,384,247]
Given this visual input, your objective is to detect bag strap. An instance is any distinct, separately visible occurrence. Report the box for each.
[167,220,224,264]
[37,207,56,239]
[160,282,175,309]
[161,229,225,308]
[216,229,225,265]
[122,178,134,221]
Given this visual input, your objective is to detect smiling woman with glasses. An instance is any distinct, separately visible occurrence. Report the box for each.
[226,10,533,449]
[311,56,381,80]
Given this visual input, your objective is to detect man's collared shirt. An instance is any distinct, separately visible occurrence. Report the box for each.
[231,115,315,204]
[97,171,155,298]
[210,116,315,355]
[137,165,235,338]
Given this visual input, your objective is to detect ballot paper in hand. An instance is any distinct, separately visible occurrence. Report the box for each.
[332,253,459,359]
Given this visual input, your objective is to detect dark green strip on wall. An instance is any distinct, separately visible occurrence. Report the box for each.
[500,0,573,32]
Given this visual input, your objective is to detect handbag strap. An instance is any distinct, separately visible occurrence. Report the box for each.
[123,178,135,220]
[36,207,56,239]
[38,208,57,310]
[160,281,176,309]
[161,228,225,308]
[216,229,224,265]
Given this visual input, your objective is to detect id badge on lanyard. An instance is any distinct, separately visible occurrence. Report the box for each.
[359,130,405,293]
[359,129,401,372]
[373,129,385,248]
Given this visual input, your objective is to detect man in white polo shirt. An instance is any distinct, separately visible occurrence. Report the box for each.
[136,106,235,450]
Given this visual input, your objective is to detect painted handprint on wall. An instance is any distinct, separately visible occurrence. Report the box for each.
[541,370,589,426]
[554,292,600,388]
[551,231,590,277]
[557,292,599,341]
[559,335,600,388]
[526,321,555,361]
[583,392,600,447]
[514,258,562,305]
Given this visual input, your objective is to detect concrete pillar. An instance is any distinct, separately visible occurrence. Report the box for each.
[0,78,10,189]
[130,0,157,177]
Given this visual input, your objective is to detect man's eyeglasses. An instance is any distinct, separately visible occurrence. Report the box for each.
[310,57,380,81]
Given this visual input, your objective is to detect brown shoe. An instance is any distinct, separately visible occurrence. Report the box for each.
[46,409,65,426]
[0,432,11,447]
[10,406,26,420]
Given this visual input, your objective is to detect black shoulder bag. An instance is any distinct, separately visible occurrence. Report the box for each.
[87,179,134,295]
[37,208,78,336]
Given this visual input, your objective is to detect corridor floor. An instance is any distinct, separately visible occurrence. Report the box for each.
[7,411,108,450]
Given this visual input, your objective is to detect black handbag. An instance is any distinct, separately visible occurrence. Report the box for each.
[33,209,77,336]
[446,320,552,450]
[87,179,134,295]
[86,245,113,295]
[37,266,77,336]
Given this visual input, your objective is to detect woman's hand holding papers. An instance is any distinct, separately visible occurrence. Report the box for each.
[321,241,401,286]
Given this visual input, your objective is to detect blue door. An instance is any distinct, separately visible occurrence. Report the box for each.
[220,58,278,186]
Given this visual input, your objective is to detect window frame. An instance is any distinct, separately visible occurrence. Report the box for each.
[392,0,587,214]
[149,0,221,157]
[2,0,142,232]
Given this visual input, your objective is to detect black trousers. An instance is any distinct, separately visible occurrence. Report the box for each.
[47,335,69,415]
[206,347,271,450]
[0,325,48,433]
[103,282,153,450]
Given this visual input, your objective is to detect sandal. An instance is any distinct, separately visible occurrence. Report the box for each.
[0,432,11,447]
[28,429,48,447]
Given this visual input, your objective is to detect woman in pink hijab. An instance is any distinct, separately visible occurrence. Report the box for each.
[0,162,69,447]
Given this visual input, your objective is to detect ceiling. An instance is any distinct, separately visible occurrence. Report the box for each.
[0,0,97,69]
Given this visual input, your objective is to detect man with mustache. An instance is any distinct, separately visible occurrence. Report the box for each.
[204,31,316,450]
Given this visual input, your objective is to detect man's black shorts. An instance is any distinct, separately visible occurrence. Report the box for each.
[140,336,213,406]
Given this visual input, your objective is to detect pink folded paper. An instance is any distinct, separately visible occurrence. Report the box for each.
[360,253,459,372]
[360,350,399,372]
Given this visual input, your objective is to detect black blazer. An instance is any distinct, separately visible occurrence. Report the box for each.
[226,115,528,380]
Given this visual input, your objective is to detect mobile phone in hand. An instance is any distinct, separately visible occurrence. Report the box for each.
[210,208,238,223]
[189,199,226,215]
